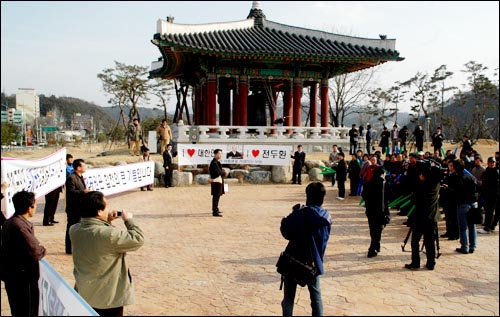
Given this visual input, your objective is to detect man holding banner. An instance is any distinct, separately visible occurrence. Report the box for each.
[65,159,89,254]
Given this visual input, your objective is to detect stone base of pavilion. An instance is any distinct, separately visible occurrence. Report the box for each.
[172,121,354,153]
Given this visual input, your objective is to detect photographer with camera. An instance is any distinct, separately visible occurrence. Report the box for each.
[404,160,442,270]
[278,182,332,316]
[70,191,145,316]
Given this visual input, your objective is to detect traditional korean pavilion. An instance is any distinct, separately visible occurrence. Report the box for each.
[149,1,403,129]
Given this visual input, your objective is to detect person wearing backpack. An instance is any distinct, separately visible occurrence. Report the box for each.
[278,182,332,316]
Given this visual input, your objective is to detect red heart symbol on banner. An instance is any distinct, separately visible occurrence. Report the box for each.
[187,149,195,157]
[252,150,260,157]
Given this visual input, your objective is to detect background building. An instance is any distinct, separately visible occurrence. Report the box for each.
[16,88,40,124]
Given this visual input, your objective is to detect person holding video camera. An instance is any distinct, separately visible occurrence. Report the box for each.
[404,160,442,270]
[70,191,145,317]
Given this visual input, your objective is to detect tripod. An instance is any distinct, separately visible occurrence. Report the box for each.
[401,223,441,258]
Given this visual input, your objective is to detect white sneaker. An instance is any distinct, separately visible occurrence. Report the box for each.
[336,197,345,200]
[477,228,490,234]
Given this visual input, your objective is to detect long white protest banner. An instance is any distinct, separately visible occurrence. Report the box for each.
[83,161,155,196]
[177,144,292,166]
[39,259,98,316]
[1,148,67,219]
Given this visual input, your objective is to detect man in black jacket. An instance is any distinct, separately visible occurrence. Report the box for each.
[362,165,388,257]
[65,158,89,254]
[162,143,176,188]
[478,157,499,233]
[348,124,359,155]
[405,162,442,270]
[335,152,347,200]
[209,149,227,217]
[291,145,306,185]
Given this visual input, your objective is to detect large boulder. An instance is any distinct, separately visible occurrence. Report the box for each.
[154,161,164,178]
[194,174,211,185]
[229,169,250,183]
[173,170,193,186]
[308,167,324,181]
[304,160,326,170]
[271,165,292,183]
[249,170,271,184]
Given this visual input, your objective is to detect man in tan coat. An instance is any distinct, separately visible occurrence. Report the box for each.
[157,119,172,155]
[70,191,144,316]
[128,118,143,156]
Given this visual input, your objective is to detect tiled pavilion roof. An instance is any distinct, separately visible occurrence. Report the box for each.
[150,3,403,79]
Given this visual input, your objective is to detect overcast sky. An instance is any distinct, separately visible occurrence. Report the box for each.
[1,1,499,113]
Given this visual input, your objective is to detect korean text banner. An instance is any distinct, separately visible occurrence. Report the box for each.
[83,161,154,196]
[39,259,98,316]
[1,148,66,219]
[177,144,292,166]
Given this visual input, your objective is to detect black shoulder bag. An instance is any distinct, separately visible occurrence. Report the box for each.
[276,207,318,289]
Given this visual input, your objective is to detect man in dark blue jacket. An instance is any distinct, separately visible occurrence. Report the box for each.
[279,182,332,316]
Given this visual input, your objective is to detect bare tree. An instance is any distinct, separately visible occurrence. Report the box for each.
[400,72,437,127]
[328,68,376,127]
[366,87,397,127]
[150,78,174,122]
[457,61,499,140]
[98,61,152,150]
[97,61,151,123]
[429,65,456,129]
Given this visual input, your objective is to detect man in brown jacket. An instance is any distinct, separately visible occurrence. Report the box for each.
[1,191,46,316]
[157,119,172,155]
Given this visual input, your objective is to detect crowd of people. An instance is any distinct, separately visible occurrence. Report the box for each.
[1,120,499,316]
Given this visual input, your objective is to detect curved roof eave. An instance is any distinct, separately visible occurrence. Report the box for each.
[156,17,397,52]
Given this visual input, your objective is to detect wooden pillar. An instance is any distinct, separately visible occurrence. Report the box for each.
[321,79,329,129]
[310,82,318,127]
[207,73,217,125]
[270,91,278,134]
[239,75,248,126]
[202,84,207,125]
[293,78,302,127]
[232,87,240,126]
[284,82,293,132]
[219,85,231,125]
[193,86,199,124]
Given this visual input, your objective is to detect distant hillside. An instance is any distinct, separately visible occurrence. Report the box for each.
[99,106,169,122]
[1,92,171,130]
[39,95,115,130]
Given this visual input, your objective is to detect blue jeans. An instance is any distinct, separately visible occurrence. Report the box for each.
[281,275,323,316]
[457,203,477,251]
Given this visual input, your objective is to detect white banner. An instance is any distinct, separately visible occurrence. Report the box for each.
[39,259,98,316]
[1,148,67,219]
[177,144,292,166]
[84,161,155,196]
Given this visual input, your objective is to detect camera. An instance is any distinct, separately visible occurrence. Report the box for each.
[117,211,123,217]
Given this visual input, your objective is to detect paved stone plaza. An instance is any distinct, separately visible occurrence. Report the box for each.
[1,183,499,316]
